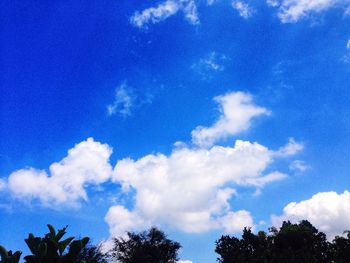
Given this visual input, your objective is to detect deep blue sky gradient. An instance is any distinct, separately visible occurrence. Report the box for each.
[1,1,350,262]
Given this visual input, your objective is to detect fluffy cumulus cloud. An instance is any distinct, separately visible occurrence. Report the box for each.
[219,210,255,233]
[272,191,350,239]
[5,90,303,238]
[268,0,350,23]
[104,205,147,238]
[106,139,294,236]
[232,1,254,18]
[8,138,113,206]
[103,90,304,237]
[191,92,270,148]
[130,0,199,28]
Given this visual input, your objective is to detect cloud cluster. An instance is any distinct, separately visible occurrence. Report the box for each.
[272,191,350,239]
[130,0,199,28]
[5,91,304,238]
[191,92,270,147]
[130,0,350,28]
[268,0,350,23]
[104,92,302,237]
[130,0,254,28]
[107,138,291,236]
[7,138,113,206]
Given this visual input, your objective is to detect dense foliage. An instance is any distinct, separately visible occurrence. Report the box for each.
[110,227,181,263]
[215,220,350,263]
[0,225,105,263]
[2,221,350,263]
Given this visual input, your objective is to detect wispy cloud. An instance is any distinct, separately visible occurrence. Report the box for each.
[289,160,309,172]
[274,138,304,157]
[191,91,270,148]
[107,83,134,117]
[130,0,199,28]
[232,1,254,18]
[192,52,229,78]
[342,53,350,64]
[0,178,6,192]
[342,39,350,64]
[268,0,350,23]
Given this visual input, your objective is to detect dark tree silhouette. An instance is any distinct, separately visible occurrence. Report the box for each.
[215,228,271,263]
[1,225,107,263]
[216,220,333,263]
[332,231,350,263]
[0,246,21,263]
[23,224,93,263]
[110,227,181,263]
[77,243,108,263]
[270,220,331,263]
[3,221,350,263]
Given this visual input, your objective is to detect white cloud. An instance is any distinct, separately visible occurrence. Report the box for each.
[8,138,113,206]
[178,261,193,263]
[105,205,147,237]
[106,137,299,236]
[104,91,301,237]
[270,0,350,23]
[107,83,134,117]
[182,0,199,24]
[191,91,270,148]
[274,137,304,157]
[232,1,254,18]
[219,210,255,233]
[272,191,350,239]
[192,52,228,76]
[243,171,287,187]
[266,0,279,7]
[342,53,350,64]
[5,90,303,239]
[130,0,199,28]
[347,39,350,49]
[289,160,309,172]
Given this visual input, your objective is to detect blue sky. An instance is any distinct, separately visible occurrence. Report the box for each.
[1,0,350,262]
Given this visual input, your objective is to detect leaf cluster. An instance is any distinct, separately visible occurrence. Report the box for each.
[110,227,181,263]
[1,225,106,263]
[215,220,350,263]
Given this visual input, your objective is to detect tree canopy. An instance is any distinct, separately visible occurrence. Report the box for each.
[215,220,350,263]
[110,227,181,263]
[2,221,350,263]
[0,225,106,263]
